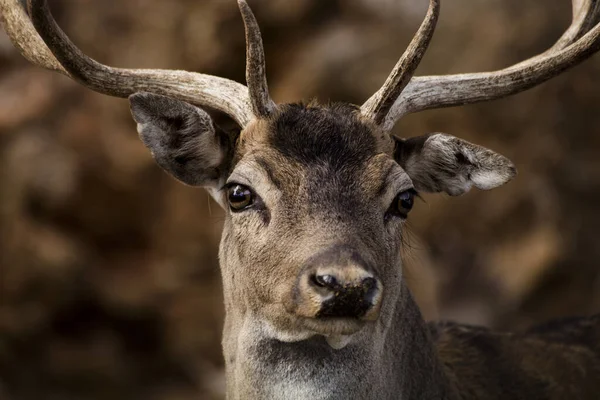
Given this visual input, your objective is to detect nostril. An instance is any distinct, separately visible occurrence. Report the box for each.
[361,277,377,292]
[312,274,338,290]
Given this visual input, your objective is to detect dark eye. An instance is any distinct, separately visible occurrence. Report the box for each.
[388,189,416,219]
[227,184,254,211]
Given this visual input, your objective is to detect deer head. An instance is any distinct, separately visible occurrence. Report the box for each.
[126,0,519,345]
[2,0,600,398]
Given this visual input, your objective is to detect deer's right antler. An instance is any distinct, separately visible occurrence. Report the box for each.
[0,0,277,127]
[364,0,600,132]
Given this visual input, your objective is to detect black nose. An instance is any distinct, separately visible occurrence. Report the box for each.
[311,273,379,319]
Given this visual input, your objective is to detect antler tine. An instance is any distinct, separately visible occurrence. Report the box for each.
[550,0,600,51]
[380,0,600,131]
[238,0,277,117]
[517,0,600,63]
[0,0,255,127]
[361,0,440,126]
[0,0,67,74]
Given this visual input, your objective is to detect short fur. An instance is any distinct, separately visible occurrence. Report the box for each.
[130,92,232,187]
[129,94,600,400]
[395,133,517,195]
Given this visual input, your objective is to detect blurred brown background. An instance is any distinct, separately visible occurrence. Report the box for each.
[1,0,599,399]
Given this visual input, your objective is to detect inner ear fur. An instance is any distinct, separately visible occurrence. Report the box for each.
[394,133,517,196]
[129,92,232,187]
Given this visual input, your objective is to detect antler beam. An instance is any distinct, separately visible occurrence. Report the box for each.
[0,0,279,127]
[373,0,600,131]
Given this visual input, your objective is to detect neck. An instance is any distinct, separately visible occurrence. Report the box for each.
[222,282,455,400]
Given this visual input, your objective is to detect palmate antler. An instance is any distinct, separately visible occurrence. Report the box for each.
[363,0,600,131]
[0,0,276,127]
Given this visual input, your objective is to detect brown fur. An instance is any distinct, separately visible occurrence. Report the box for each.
[433,315,600,399]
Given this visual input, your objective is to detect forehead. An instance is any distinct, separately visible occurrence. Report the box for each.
[234,103,403,203]
[239,103,394,169]
[268,103,391,168]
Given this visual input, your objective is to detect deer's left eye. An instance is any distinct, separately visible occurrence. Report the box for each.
[387,189,416,220]
[227,184,254,211]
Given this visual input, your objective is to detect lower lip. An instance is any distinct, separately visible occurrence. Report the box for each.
[301,317,366,336]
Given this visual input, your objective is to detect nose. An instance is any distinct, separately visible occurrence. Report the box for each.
[310,269,381,319]
[291,246,383,321]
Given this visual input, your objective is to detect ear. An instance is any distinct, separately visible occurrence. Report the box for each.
[394,133,517,196]
[129,92,232,187]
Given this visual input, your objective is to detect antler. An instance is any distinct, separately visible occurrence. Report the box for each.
[366,0,600,131]
[238,0,276,117]
[361,0,440,125]
[0,0,275,127]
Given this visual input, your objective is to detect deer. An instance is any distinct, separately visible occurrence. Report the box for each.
[2,0,600,398]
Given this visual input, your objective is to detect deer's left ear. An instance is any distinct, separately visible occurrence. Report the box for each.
[393,133,517,196]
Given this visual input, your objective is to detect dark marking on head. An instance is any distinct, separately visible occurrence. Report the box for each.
[268,103,377,171]
[258,103,389,219]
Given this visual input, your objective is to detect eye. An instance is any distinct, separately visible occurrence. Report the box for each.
[387,189,417,220]
[227,184,254,211]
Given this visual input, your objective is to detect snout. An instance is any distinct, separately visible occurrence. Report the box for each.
[292,247,383,324]
[311,269,380,318]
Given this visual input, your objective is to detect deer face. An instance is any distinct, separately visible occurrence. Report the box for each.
[130,93,516,346]
[219,103,400,341]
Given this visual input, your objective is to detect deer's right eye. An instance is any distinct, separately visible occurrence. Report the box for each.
[227,184,254,211]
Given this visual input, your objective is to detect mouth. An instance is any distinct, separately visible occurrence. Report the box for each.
[264,304,370,349]
[300,315,367,336]
[302,317,366,350]
[272,318,365,350]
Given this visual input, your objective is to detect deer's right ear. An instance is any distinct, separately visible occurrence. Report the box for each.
[129,92,232,187]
